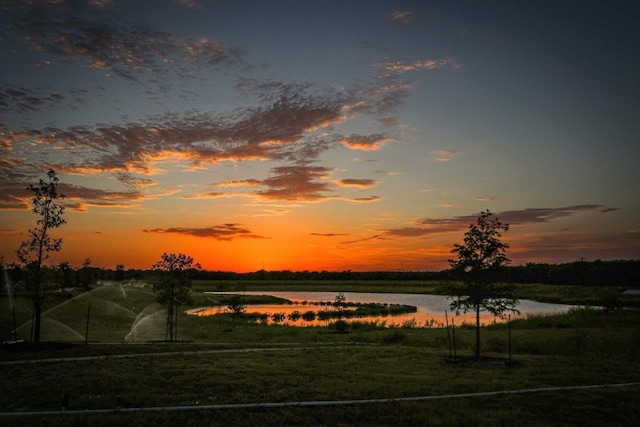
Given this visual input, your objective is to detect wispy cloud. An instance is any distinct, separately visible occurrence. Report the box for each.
[431,149,458,162]
[59,183,144,211]
[0,85,65,114]
[344,205,619,243]
[215,179,262,188]
[348,195,381,203]
[173,0,203,9]
[255,165,335,202]
[144,224,268,240]
[339,134,396,151]
[115,172,157,188]
[377,58,460,78]
[181,192,226,200]
[389,11,414,26]
[496,205,619,224]
[0,180,145,212]
[6,2,249,86]
[475,196,498,202]
[337,179,378,188]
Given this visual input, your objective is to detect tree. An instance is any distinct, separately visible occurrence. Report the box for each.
[78,258,94,291]
[448,210,519,358]
[114,264,126,281]
[226,295,247,317]
[152,253,200,341]
[16,169,66,343]
[56,261,73,298]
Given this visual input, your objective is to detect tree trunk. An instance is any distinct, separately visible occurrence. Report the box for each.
[34,298,42,344]
[475,304,480,359]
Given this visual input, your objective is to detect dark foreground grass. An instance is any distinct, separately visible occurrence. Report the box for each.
[1,340,639,426]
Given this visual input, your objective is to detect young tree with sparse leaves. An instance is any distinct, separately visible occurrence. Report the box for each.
[448,210,519,358]
[152,253,200,341]
[16,169,66,343]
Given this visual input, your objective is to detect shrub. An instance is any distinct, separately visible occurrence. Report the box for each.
[332,319,349,333]
[302,310,316,321]
[287,311,301,321]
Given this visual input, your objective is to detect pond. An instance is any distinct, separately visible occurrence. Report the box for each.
[190,291,575,328]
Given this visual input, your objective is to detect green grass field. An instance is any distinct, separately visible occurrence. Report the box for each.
[1,280,639,426]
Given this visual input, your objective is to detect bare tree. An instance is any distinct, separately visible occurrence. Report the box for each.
[152,253,200,341]
[448,210,518,358]
[16,169,66,343]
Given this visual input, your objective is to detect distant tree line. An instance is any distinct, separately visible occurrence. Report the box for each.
[194,260,640,287]
[3,259,639,291]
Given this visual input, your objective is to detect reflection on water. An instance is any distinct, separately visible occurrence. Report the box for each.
[191,291,575,328]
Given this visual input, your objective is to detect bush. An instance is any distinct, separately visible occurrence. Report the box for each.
[332,319,349,333]
[302,310,316,321]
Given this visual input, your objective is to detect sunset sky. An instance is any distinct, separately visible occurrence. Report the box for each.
[1,0,638,272]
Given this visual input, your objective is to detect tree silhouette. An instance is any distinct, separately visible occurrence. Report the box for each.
[448,210,518,358]
[152,253,200,341]
[16,169,66,343]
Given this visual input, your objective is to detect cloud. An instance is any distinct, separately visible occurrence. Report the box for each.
[1,31,412,205]
[2,109,395,205]
[255,165,335,202]
[144,224,267,240]
[382,227,433,238]
[114,172,157,188]
[344,205,619,244]
[431,149,458,162]
[339,134,395,151]
[510,230,640,264]
[475,196,498,202]
[181,192,226,200]
[0,179,145,212]
[414,205,618,230]
[337,179,378,188]
[58,183,144,211]
[215,179,262,188]
[173,0,203,9]
[201,171,381,203]
[495,205,619,225]
[0,85,65,114]
[0,86,348,174]
[87,0,115,9]
[390,11,414,25]
[348,195,381,203]
[6,2,249,85]
[376,58,460,78]
[311,233,350,237]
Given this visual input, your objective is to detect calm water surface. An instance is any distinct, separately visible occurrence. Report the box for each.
[192,291,575,327]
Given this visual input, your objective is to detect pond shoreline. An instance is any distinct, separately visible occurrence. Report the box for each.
[191,291,575,328]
